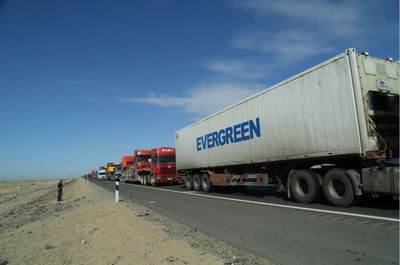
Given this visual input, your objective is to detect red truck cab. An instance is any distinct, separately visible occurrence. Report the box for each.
[150,147,178,185]
[122,155,134,170]
[134,149,152,176]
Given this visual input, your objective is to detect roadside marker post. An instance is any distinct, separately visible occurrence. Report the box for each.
[115,178,120,202]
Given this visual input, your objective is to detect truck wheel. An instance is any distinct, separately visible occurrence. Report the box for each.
[290,170,320,204]
[193,174,201,191]
[201,173,212,193]
[186,174,193,190]
[323,169,354,207]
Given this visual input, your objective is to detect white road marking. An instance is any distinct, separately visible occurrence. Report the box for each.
[121,183,400,223]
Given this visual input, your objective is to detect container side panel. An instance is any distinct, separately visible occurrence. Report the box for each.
[176,55,362,170]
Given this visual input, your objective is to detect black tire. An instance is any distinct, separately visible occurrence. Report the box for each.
[290,170,320,204]
[323,169,354,207]
[201,173,212,193]
[193,173,201,191]
[186,174,193,190]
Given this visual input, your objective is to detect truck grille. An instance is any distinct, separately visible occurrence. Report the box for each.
[159,166,176,174]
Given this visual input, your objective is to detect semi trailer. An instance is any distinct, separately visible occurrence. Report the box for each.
[176,48,399,207]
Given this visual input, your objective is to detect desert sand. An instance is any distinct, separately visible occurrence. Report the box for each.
[0,178,272,265]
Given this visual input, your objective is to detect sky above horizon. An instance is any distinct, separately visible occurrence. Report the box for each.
[0,0,398,180]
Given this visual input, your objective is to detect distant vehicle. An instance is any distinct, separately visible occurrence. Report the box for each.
[91,169,97,179]
[122,155,134,170]
[106,162,115,180]
[122,167,135,183]
[121,155,135,183]
[97,169,107,181]
[122,150,151,183]
[176,48,399,207]
[121,148,178,185]
[113,164,122,180]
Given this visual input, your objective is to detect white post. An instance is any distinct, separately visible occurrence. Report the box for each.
[115,178,120,202]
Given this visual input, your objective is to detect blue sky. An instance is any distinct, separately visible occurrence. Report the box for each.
[0,0,398,180]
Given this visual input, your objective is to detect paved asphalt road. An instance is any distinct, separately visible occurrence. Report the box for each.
[93,180,399,265]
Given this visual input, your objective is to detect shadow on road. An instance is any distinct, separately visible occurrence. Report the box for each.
[176,184,399,211]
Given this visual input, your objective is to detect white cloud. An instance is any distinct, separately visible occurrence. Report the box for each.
[231,29,334,62]
[232,0,366,37]
[204,59,272,79]
[121,93,188,108]
[120,83,263,116]
[228,0,396,62]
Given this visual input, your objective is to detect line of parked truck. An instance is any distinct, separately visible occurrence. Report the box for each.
[88,147,179,186]
[85,49,399,207]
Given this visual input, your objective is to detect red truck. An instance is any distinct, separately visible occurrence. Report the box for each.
[146,147,178,186]
[130,149,152,184]
[122,155,134,170]
[121,155,135,183]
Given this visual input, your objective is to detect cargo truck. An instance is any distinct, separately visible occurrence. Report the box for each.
[131,150,151,184]
[121,155,135,183]
[122,156,134,170]
[176,48,399,207]
[106,162,116,181]
[146,147,178,186]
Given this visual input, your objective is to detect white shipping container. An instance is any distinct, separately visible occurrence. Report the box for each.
[176,49,398,171]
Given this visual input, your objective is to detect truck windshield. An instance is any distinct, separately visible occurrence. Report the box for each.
[156,156,176,164]
[137,155,151,162]
[368,91,399,115]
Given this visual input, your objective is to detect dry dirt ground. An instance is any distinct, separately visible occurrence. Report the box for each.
[0,178,273,265]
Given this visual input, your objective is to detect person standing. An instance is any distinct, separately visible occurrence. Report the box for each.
[57,180,63,201]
